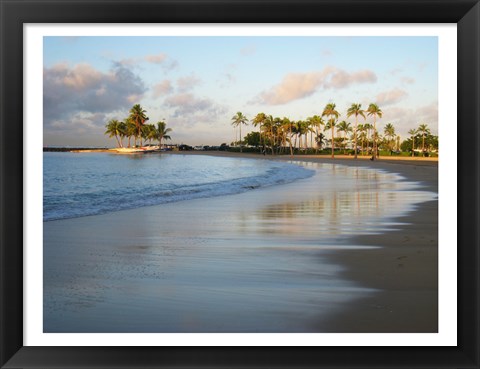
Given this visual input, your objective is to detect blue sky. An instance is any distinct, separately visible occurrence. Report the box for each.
[43,36,438,146]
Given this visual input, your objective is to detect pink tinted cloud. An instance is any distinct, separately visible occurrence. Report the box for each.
[376,88,408,106]
[255,67,377,105]
[326,69,377,88]
[152,80,174,98]
[177,75,202,92]
[144,53,168,64]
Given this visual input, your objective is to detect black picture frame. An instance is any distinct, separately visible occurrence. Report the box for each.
[1,0,478,368]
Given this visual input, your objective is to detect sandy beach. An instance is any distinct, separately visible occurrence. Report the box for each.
[169,152,439,332]
[44,152,438,333]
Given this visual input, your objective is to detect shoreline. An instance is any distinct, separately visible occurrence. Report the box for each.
[43,151,438,332]
[166,151,439,332]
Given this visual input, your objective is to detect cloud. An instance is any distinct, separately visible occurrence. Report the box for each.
[47,112,107,134]
[327,70,377,88]
[145,53,179,71]
[177,74,202,92]
[43,62,146,126]
[164,93,227,120]
[375,88,408,106]
[144,53,168,64]
[152,80,173,98]
[382,101,438,136]
[254,67,377,105]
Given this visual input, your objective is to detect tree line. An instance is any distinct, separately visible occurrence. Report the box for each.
[231,103,438,158]
[105,104,172,148]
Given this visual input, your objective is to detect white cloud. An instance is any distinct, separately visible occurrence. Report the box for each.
[177,74,202,92]
[164,93,228,120]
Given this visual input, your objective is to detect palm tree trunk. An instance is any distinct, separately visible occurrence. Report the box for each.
[271,127,275,155]
[354,115,358,159]
[331,128,334,158]
[240,124,242,153]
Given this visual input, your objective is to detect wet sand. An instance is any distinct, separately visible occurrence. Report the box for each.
[44,152,438,333]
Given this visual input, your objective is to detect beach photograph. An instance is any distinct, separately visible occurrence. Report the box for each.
[43,35,439,333]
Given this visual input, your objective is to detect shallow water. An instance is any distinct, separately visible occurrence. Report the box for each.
[43,157,436,332]
[43,152,314,221]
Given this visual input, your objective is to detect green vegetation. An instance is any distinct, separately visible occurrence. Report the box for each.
[104,104,173,148]
[230,103,438,158]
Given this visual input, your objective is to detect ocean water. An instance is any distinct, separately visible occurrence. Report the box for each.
[43,152,315,221]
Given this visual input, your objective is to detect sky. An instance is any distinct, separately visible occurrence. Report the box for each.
[43,36,438,147]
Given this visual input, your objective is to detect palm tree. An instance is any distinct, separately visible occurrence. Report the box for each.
[129,104,149,147]
[104,119,124,148]
[337,121,352,154]
[281,117,295,157]
[142,124,157,145]
[408,128,417,157]
[324,119,337,157]
[118,121,127,148]
[346,103,366,159]
[295,120,309,153]
[417,123,431,154]
[322,103,340,158]
[273,117,283,154]
[315,132,326,151]
[156,121,172,148]
[307,115,324,153]
[357,124,367,155]
[366,103,383,159]
[125,119,137,147]
[263,115,275,155]
[383,123,396,153]
[363,123,373,155]
[314,115,325,153]
[252,113,267,153]
[231,112,248,152]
